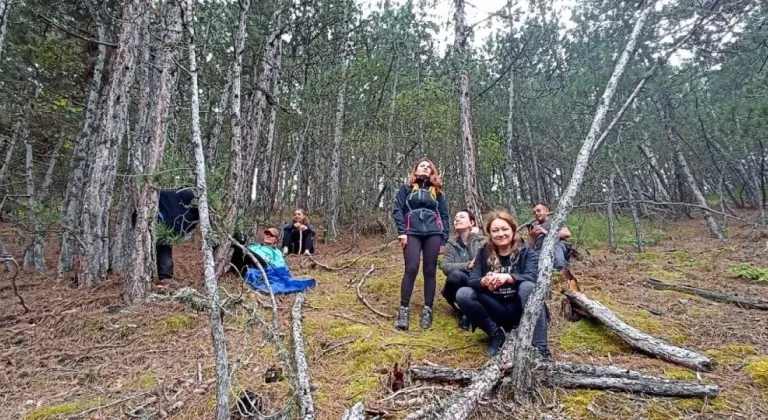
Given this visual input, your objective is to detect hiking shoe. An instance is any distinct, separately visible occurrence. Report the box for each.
[458,315,471,331]
[395,306,409,331]
[537,346,552,362]
[485,327,506,357]
[420,306,433,330]
[282,247,289,255]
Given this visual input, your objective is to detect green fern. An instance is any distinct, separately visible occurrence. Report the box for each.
[728,263,768,283]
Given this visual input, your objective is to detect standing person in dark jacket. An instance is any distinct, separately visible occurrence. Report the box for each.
[392,158,450,331]
[456,212,550,358]
[441,210,485,330]
[282,208,315,255]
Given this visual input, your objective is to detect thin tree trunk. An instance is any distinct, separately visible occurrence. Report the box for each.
[76,0,147,286]
[205,70,232,170]
[504,67,517,217]
[22,114,46,272]
[611,152,643,252]
[607,172,616,252]
[509,3,655,403]
[326,12,352,240]
[181,1,230,418]
[455,0,483,225]
[524,116,543,204]
[212,0,250,278]
[637,142,672,202]
[384,54,398,213]
[59,1,107,274]
[0,120,19,186]
[124,0,182,305]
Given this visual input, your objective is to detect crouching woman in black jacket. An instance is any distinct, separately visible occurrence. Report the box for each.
[455,211,550,359]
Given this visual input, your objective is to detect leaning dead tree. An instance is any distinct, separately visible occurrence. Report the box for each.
[507,2,657,403]
[181,0,230,418]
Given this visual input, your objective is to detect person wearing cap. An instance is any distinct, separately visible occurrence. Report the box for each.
[230,227,281,276]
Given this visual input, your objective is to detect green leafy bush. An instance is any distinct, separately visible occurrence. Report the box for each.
[728,263,768,283]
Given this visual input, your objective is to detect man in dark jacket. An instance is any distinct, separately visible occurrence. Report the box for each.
[155,189,199,280]
[528,202,571,270]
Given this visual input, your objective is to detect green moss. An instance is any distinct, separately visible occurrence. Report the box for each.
[24,400,102,420]
[329,323,372,338]
[135,373,159,390]
[665,368,697,380]
[562,390,603,418]
[154,314,198,335]
[638,252,662,261]
[706,344,757,367]
[646,268,686,282]
[671,251,693,264]
[342,375,380,399]
[626,310,686,344]
[557,319,628,355]
[746,357,768,387]
[676,397,727,411]
[647,403,680,420]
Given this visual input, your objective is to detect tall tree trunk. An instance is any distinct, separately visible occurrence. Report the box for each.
[504,67,518,217]
[212,0,250,278]
[58,2,107,274]
[384,54,398,213]
[524,116,543,204]
[607,172,616,252]
[509,3,655,403]
[181,1,230,418]
[637,142,672,202]
[75,0,147,286]
[205,70,232,170]
[611,152,644,252]
[454,0,483,225]
[22,110,46,272]
[0,0,9,62]
[124,0,182,305]
[0,120,19,187]
[327,45,351,240]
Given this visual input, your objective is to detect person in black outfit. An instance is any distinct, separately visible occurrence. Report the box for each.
[281,208,315,255]
[392,158,450,331]
[440,210,485,330]
[154,189,200,280]
[456,211,551,358]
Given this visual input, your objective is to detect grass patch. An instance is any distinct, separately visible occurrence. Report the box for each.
[135,373,159,390]
[706,344,758,367]
[562,390,603,418]
[746,357,768,387]
[676,397,727,411]
[557,319,628,355]
[153,314,198,336]
[728,263,768,283]
[24,399,102,420]
[664,368,697,380]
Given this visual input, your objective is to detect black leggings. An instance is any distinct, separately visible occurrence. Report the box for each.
[400,234,442,307]
[442,270,469,310]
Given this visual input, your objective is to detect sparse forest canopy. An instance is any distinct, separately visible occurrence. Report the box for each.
[1,0,768,418]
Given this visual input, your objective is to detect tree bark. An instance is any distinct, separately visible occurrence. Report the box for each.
[58,1,107,274]
[524,116,544,204]
[205,70,232,170]
[455,0,483,226]
[212,0,250,278]
[611,151,643,252]
[124,0,182,305]
[181,1,230,418]
[638,142,672,202]
[540,373,718,397]
[76,0,148,286]
[504,67,518,217]
[292,293,316,420]
[0,0,9,62]
[22,117,46,272]
[326,9,352,240]
[509,4,655,403]
[645,278,768,310]
[566,290,713,371]
[607,172,616,252]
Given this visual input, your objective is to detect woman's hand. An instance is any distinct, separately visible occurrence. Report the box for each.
[398,235,408,248]
[480,274,494,289]
[439,245,445,255]
[467,257,475,270]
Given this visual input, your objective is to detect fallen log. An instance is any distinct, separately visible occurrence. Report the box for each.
[565,291,713,371]
[291,293,315,420]
[645,277,768,310]
[404,338,516,420]
[410,363,719,398]
[541,372,718,398]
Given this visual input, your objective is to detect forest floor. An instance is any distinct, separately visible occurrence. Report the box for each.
[2,213,768,419]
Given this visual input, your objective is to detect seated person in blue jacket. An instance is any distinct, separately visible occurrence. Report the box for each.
[282,208,315,255]
[528,202,571,270]
[440,210,485,330]
[456,211,551,359]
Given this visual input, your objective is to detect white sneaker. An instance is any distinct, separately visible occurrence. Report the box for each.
[282,247,289,255]
[303,250,311,256]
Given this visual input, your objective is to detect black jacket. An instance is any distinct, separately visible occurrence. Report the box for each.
[468,245,539,299]
[392,181,450,244]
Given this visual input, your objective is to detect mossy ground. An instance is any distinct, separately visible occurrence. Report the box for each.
[5,214,768,419]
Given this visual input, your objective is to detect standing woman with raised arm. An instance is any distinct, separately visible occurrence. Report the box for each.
[392,158,450,331]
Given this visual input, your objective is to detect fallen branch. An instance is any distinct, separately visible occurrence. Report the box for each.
[410,362,719,398]
[309,240,396,271]
[312,333,370,362]
[356,264,393,318]
[541,372,718,397]
[645,277,768,310]
[565,291,713,371]
[0,253,28,313]
[291,293,315,420]
[148,287,211,312]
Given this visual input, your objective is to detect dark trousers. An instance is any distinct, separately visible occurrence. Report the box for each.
[400,234,442,307]
[455,281,548,350]
[282,226,315,254]
[156,245,174,279]
[442,270,469,310]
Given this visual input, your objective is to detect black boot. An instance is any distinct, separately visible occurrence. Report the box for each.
[458,312,470,331]
[395,306,409,331]
[420,306,433,330]
[485,326,506,357]
[536,346,552,362]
